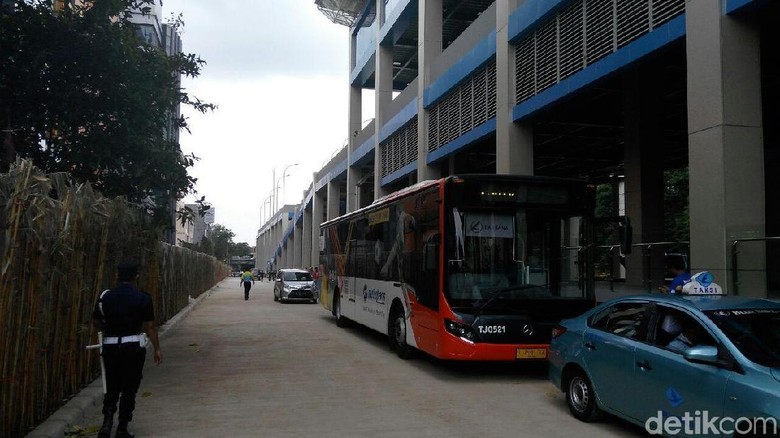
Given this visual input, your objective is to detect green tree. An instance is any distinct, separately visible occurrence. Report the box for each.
[0,0,215,229]
[198,235,214,256]
[663,167,689,247]
[233,242,252,257]
[210,224,235,262]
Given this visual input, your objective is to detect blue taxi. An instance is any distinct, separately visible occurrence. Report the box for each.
[549,273,780,436]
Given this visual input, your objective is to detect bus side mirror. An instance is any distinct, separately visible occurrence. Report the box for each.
[619,217,632,254]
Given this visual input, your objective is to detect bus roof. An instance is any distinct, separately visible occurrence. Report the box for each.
[318,174,591,227]
[320,178,443,228]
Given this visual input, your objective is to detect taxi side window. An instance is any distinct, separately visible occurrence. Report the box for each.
[652,307,716,353]
[590,302,650,341]
[652,307,687,347]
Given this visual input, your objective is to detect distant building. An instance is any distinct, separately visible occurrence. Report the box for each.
[188,203,215,245]
[128,3,184,245]
[174,199,194,246]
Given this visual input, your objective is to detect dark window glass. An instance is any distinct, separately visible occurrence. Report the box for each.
[590,302,650,341]
[705,309,780,367]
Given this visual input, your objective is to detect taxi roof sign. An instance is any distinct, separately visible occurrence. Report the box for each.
[681,271,725,295]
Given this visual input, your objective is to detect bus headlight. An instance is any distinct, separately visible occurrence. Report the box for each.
[444,319,477,343]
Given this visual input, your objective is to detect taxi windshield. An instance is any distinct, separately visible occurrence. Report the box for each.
[705,309,780,368]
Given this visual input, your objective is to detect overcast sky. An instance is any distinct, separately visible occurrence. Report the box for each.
[161,1,367,244]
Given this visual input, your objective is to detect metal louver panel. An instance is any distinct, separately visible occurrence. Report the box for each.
[585,0,614,64]
[473,67,488,126]
[446,93,458,145]
[423,60,497,153]
[617,0,650,48]
[536,20,558,91]
[405,119,418,166]
[514,0,684,106]
[486,61,497,120]
[428,107,439,152]
[558,1,584,81]
[460,86,473,135]
[392,133,400,173]
[381,118,419,177]
[380,143,389,177]
[652,0,684,27]
[515,36,535,102]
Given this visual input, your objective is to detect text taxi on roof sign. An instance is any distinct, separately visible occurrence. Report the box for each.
[679,271,724,296]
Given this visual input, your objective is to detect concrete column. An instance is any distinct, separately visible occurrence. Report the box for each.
[686,1,765,295]
[283,224,289,268]
[255,236,260,270]
[348,166,361,212]
[303,206,312,268]
[416,0,442,182]
[374,0,392,198]
[293,220,301,268]
[275,221,282,269]
[623,68,666,292]
[312,190,325,266]
[348,33,363,212]
[279,240,290,268]
[327,180,341,220]
[261,231,268,270]
[278,223,285,269]
[496,0,532,175]
[265,226,271,269]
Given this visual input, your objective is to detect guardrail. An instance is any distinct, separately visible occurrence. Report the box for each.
[592,241,689,293]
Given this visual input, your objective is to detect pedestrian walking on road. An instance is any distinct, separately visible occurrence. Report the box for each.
[92,261,162,438]
[240,269,255,300]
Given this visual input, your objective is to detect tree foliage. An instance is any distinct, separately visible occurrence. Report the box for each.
[0,0,215,229]
[210,224,235,262]
[232,242,252,257]
[663,167,689,245]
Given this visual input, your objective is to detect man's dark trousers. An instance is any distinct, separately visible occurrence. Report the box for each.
[102,343,146,424]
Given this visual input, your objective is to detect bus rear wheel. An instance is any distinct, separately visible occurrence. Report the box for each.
[389,309,414,359]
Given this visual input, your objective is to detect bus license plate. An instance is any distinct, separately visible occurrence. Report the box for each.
[516,348,547,359]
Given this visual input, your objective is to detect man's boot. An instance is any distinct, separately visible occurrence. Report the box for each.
[97,415,113,438]
[114,421,134,438]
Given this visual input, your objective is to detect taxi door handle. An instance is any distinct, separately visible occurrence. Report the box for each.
[636,360,652,370]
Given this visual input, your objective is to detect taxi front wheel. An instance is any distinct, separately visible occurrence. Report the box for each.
[566,370,604,422]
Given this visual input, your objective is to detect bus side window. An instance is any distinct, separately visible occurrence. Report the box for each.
[423,232,439,271]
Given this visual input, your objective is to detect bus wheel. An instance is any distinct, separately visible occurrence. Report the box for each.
[334,292,348,327]
[390,309,414,359]
[566,370,603,422]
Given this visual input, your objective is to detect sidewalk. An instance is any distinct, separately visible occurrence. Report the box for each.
[25,277,233,438]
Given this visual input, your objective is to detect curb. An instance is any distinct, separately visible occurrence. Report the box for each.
[24,282,222,438]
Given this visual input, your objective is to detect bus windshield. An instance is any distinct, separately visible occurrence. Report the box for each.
[446,207,587,311]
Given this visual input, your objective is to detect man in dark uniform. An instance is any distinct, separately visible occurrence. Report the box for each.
[93,261,163,438]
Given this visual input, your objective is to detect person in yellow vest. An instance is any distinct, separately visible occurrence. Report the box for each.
[240,269,255,300]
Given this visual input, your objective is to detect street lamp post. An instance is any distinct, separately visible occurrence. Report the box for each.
[261,194,273,225]
[274,163,299,212]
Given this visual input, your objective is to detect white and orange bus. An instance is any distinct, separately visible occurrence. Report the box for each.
[319,174,597,361]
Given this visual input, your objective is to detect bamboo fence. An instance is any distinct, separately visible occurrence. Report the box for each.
[0,160,229,438]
